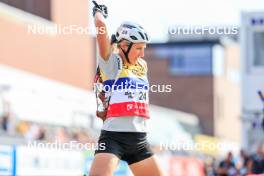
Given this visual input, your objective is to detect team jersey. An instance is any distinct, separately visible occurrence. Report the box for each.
[98,53,149,132]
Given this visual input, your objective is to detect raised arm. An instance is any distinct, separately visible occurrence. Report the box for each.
[92,1,111,61]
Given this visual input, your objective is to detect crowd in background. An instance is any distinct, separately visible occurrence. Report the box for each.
[204,147,264,175]
[0,106,94,144]
[1,104,264,176]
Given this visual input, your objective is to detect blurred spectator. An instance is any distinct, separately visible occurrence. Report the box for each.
[205,156,217,176]
[37,127,46,140]
[72,129,91,143]
[25,123,41,140]
[216,152,237,176]
[54,127,69,143]
[1,111,10,132]
[248,144,264,174]
[236,149,249,175]
[16,121,30,136]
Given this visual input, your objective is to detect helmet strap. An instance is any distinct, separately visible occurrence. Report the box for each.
[120,42,133,64]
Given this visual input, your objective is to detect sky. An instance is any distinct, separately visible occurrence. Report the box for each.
[90,0,264,42]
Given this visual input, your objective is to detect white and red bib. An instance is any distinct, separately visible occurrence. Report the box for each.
[101,58,150,119]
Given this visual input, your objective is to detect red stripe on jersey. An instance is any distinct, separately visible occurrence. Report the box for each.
[107,102,150,119]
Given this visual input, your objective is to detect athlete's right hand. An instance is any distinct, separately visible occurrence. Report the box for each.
[92,1,108,18]
[96,91,108,122]
[96,111,107,122]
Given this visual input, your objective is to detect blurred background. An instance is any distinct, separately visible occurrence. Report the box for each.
[0,0,264,175]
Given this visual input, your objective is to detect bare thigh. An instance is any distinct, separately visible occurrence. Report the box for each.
[129,155,165,176]
[89,153,120,176]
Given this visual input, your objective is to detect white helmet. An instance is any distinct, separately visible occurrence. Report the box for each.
[115,22,150,43]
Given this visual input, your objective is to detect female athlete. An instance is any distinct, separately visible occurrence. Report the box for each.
[90,2,165,176]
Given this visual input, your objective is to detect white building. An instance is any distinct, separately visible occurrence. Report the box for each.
[241,11,264,150]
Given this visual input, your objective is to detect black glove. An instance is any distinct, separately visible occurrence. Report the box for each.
[92,1,108,18]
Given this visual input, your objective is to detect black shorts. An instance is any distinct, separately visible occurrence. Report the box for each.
[95,130,153,165]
